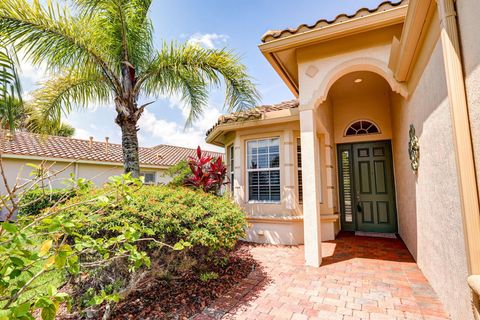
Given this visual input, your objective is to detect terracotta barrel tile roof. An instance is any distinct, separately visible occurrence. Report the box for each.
[206,99,299,136]
[0,130,223,167]
[261,0,407,43]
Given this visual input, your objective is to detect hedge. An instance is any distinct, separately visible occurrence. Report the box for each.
[60,185,246,252]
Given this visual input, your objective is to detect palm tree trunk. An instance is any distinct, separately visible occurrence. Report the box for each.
[119,119,140,177]
[115,96,141,177]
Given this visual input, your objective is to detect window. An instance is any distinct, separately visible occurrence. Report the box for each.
[229,144,235,192]
[247,138,280,202]
[296,138,303,203]
[345,120,380,136]
[140,172,156,185]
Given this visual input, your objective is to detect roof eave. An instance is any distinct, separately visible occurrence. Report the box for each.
[258,3,408,92]
[389,0,436,81]
[206,112,300,147]
[261,51,300,97]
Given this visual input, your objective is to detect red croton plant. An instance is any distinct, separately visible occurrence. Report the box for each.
[184,146,228,194]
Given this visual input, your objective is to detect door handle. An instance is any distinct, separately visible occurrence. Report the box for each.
[356,192,362,212]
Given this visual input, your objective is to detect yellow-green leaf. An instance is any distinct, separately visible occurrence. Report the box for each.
[39,240,53,257]
[44,256,56,269]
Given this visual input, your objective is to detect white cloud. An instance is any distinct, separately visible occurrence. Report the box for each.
[187,33,229,49]
[19,60,48,84]
[138,109,222,152]
[73,127,94,140]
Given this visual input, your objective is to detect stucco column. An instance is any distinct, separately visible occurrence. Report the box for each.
[437,0,480,273]
[437,0,480,316]
[299,107,322,267]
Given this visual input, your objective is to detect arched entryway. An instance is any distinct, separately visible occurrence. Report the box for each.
[329,71,399,234]
[299,69,406,266]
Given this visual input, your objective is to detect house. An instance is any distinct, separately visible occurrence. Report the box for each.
[0,129,222,192]
[206,0,480,319]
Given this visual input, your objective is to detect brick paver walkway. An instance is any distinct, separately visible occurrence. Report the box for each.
[194,232,449,320]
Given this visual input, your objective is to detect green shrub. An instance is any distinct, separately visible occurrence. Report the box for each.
[19,188,76,215]
[1,174,154,320]
[166,160,191,187]
[64,185,246,252]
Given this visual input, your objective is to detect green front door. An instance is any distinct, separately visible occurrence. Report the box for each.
[338,141,397,233]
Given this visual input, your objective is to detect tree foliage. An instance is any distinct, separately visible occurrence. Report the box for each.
[0,41,22,133]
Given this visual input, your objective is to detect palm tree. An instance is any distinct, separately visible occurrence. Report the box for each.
[0,0,259,177]
[0,42,23,134]
[1,41,75,137]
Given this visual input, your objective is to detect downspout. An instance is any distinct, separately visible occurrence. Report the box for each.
[437,0,480,317]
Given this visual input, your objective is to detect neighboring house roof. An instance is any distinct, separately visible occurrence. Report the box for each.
[261,0,406,43]
[0,130,223,167]
[205,99,299,137]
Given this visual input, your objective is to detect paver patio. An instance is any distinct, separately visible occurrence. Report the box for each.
[193,232,450,320]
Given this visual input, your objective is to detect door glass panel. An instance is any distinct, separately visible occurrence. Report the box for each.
[341,150,353,223]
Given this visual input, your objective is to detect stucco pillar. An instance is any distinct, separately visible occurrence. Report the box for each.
[299,107,322,267]
[283,130,296,210]
[437,0,480,317]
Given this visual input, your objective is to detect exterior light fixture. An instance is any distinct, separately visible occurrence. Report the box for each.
[354,78,363,83]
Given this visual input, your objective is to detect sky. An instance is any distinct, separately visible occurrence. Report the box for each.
[19,0,385,152]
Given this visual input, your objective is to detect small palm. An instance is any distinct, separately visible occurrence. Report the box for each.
[0,0,259,176]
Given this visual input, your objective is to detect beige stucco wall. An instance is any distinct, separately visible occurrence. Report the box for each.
[391,14,471,319]
[0,158,75,195]
[296,25,404,108]
[457,0,480,200]
[332,90,392,144]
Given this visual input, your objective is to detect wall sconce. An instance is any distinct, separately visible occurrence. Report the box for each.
[408,124,420,173]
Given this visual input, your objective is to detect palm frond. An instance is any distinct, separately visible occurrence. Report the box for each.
[26,71,111,134]
[73,0,154,74]
[0,0,121,93]
[0,42,23,132]
[140,43,260,125]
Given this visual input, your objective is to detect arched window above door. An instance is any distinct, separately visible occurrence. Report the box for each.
[344,120,380,136]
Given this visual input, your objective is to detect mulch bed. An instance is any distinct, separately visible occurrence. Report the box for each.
[58,242,258,320]
[111,243,257,319]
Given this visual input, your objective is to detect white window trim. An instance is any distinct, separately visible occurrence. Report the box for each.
[245,137,281,204]
[228,144,235,193]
